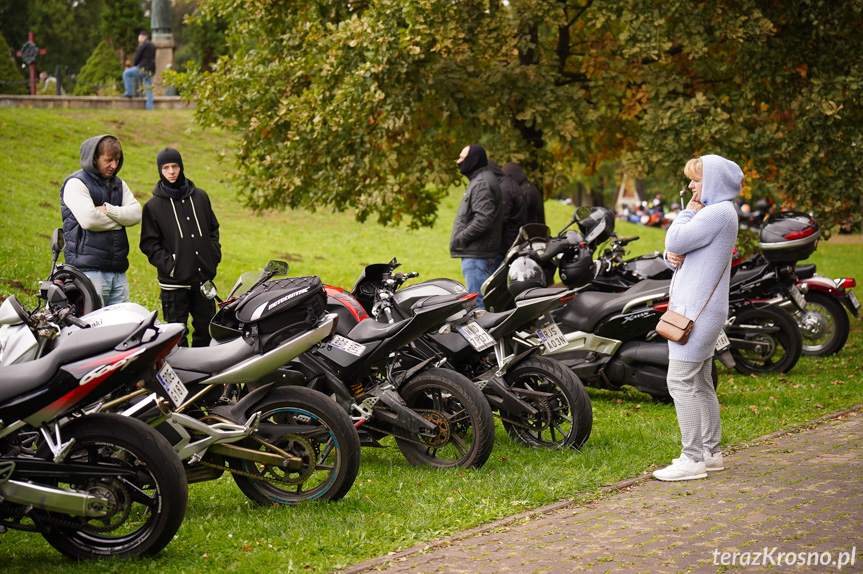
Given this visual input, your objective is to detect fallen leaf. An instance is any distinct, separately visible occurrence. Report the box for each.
[749,405,760,414]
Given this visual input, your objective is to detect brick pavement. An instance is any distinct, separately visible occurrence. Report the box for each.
[342,408,863,573]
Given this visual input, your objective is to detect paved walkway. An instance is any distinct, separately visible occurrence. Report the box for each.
[343,407,863,573]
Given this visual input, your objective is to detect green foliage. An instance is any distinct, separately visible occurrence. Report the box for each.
[0,33,27,95]
[173,0,863,234]
[73,40,122,96]
[178,3,229,72]
[101,0,148,60]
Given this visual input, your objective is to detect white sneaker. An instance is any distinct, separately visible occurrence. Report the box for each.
[704,451,724,472]
[653,454,708,481]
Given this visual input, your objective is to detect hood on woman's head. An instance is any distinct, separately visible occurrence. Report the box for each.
[701,154,743,206]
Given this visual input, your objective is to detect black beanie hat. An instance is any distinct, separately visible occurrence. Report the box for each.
[458,144,488,177]
[157,147,186,190]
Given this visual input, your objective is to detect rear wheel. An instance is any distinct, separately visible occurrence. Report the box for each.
[501,356,592,449]
[36,414,187,559]
[228,386,361,504]
[728,305,802,374]
[797,292,850,356]
[395,368,495,469]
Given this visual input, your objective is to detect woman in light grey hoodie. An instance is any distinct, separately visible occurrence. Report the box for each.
[654,154,742,482]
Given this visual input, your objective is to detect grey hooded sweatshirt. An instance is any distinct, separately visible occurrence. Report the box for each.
[664,154,742,362]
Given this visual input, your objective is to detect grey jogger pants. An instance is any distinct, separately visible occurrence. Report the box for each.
[667,358,722,461]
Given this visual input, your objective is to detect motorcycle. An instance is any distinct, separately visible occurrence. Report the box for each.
[325,259,593,449]
[791,263,858,356]
[247,268,497,469]
[479,208,723,401]
[65,261,363,505]
[0,284,188,559]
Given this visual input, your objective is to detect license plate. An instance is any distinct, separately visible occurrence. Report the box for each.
[536,322,568,353]
[156,362,188,407]
[848,290,860,311]
[457,321,495,351]
[789,284,806,310]
[715,329,730,352]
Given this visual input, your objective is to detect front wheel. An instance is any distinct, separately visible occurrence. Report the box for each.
[395,368,495,469]
[37,414,187,559]
[501,356,593,449]
[228,386,361,504]
[797,291,850,356]
[728,305,802,374]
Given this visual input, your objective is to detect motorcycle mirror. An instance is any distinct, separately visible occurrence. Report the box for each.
[575,206,592,220]
[264,260,289,276]
[201,281,218,301]
[51,228,65,255]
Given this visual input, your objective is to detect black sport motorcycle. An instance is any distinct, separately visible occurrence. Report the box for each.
[0,285,188,559]
[325,260,593,449]
[220,265,497,470]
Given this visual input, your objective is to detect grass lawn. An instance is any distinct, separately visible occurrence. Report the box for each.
[1,108,861,573]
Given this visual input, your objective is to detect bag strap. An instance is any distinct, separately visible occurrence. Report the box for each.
[668,257,730,325]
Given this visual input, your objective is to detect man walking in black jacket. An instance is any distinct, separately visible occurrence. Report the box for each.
[140,148,221,346]
[122,31,156,109]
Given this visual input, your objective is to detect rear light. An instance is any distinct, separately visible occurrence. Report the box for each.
[560,295,575,304]
[784,227,817,240]
[836,278,857,289]
[654,302,669,312]
[461,293,478,301]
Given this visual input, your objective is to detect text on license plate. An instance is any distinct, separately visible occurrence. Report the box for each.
[457,321,495,351]
[536,323,568,352]
[715,330,730,351]
[156,362,188,407]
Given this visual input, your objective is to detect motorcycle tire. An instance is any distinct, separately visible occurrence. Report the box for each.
[797,291,850,357]
[728,305,802,375]
[36,414,187,559]
[228,386,361,504]
[49,265,103,316]
[501,356,593,449]
[395,367,495,469]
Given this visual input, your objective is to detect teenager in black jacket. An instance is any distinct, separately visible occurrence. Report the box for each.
[140,148,221,346]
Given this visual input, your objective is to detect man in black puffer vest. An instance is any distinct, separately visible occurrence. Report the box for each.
[140,148,221,347]
[60,134,142,306]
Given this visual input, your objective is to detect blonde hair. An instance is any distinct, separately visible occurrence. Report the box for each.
[684,157,703,181]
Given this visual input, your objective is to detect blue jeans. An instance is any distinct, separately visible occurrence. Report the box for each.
[122,66,154,110]
[461,257,496,309]
[83,271,130,307]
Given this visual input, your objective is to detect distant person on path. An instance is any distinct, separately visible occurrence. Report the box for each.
[502,162,544,225]
[488,159,527,260]
[60,135,142,306]
[122,31,156,109]
[655,154,742,482]
[450,144,502,309]
[140,148,221,347]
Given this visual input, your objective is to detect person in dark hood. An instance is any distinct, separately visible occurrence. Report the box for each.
[450,144,502,309]
[488,160,527,259]
[140,148,221,346]
[60,134,142,305]
[122,31,156,109]
[502,162,544,225]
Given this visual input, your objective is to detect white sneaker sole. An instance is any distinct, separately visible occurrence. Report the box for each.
[653,471,708,481]
[705,465,725,472]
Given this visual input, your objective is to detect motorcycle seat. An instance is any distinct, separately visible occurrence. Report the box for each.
[730,265,766,288]
[411,293,468,310]
[561,279,670,333]
[347,317,408,343]
[514,287,568,303]
[474,310,509,331]
[796,264,816,280]
[166,335,256,374]
[0,324,138,404]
